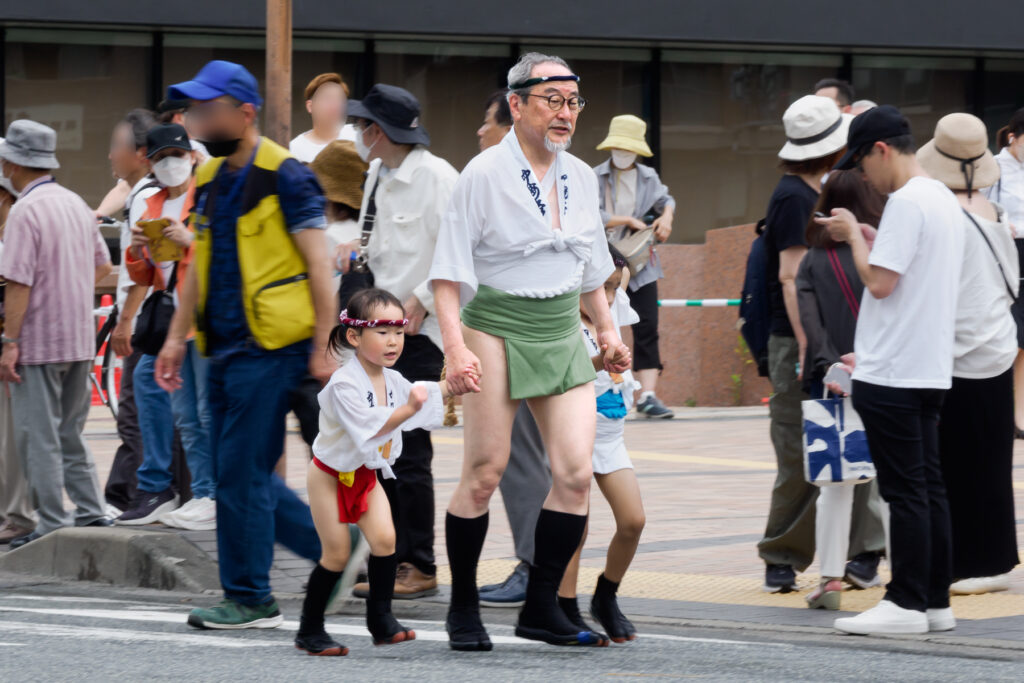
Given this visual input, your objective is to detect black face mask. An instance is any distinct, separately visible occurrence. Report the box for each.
[197,134,242,158]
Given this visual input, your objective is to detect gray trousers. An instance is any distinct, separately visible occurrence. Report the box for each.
[10,361,106,535]
[0,383,35,529]
[757,334,886,571]
[498,401,551,565]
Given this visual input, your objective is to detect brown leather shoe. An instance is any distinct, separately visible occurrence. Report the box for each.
[351,562,439,599]
[394,562,439,599]
[0,520,34,543]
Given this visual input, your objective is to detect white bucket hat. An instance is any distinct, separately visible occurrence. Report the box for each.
[778,95,851,162]
[0,140,17,197]
[0,120,60,170]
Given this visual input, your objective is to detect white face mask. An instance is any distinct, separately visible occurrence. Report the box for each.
[152,155,193,188]
[610,149,637,170]
[355,126,379,162]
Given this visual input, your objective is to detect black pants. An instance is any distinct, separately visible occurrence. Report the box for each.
[378,332,443,576]
[105,350,143,509]
[289,374,322,448]
[938,369,1019,579]
[852,380,951,612]
[627,280,661,372]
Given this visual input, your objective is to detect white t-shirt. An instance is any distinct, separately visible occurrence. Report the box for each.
[118,177,160,330]
[952,207,1019,379]
[610,168,637,218]
[853,176,965,389]
[289,124,358,163]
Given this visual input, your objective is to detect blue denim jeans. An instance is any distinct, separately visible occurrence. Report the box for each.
[207,349,321,605]
[135,349,215,499]
[133,354,175,495]
[168,341,215,499]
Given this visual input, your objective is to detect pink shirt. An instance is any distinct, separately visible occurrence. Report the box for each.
[0,176,111,365]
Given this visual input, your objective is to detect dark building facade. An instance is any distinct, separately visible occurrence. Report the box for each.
[4,1,1022,241]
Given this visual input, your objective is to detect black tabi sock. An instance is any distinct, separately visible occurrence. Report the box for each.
[595,573,620,598]
[366,552,401,639]
[557,595,588,631]
[299,563,342,635]
[521,509,588,631]
[445,511,489,612]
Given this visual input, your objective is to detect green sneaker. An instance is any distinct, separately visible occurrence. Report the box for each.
[187,598,284,630]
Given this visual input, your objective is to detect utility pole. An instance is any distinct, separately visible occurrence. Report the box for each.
[265,0,292,145]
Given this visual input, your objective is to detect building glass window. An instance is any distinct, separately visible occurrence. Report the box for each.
[4,28,151,208]
[851,54,974,145]
[982,58,1024,150]
[374,41,511,171]
[660,50,841,242]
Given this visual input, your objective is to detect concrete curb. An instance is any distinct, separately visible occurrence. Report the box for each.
[0,527,219,594]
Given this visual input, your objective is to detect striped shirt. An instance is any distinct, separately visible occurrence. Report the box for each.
[0,176,111,365]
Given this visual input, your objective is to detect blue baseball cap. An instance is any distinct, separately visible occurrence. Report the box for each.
[167,60,263,108]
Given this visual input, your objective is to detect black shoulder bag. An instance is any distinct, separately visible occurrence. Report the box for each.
[132,263,180,356]
[338,171,381,311]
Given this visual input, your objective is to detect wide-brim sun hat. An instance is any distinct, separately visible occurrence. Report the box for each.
[596,114,653,157]
[0,120,60,170]
[309,140,368,209]
[778,95,850,162]
[917,112,1000,192]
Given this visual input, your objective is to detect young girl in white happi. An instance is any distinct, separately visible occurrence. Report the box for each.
[558,246,646,643]
[295,288,452,656]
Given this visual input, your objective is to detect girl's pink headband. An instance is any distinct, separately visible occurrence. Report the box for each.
[339,309,409,328]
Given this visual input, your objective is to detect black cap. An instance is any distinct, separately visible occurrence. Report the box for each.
[347,84,430,147]
[145,123,191,159]
[157,98,189,115]
[833,105,911,170]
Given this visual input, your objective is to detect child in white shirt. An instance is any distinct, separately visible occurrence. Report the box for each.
[558,246,646,643]
[295,288,451,656]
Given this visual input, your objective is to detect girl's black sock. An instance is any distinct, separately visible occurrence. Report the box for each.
[298,563,342,635]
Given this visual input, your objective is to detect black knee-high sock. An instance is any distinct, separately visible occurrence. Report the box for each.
[299,563,342,635]
[445,511,489,612]
[521,509,588,629]
[366,553,400,639]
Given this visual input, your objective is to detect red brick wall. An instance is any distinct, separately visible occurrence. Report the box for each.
[631,224,773,407]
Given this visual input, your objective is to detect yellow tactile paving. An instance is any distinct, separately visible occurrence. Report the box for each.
[436,559,1024,620]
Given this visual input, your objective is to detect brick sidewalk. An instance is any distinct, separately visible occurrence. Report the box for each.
[77,405,1024,640]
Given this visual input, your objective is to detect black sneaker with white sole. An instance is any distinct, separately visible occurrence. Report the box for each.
[763,564,799,593]
[116,488,178,526]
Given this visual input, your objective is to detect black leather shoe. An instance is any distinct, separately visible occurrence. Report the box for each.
[83,517,114,527]
[9,531,42,550]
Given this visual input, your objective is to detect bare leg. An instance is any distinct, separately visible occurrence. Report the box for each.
[635,368,659,396]
[446,326,518,651]
[588,468,644,642]
[358,484,414,645]
[297,462,352,656]
[595,469,645,583]
[516,385,607,646]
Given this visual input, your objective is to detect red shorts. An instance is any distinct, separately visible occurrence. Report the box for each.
[313,458,377,523]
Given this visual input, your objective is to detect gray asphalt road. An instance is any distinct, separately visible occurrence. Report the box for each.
[0,582,1021,682]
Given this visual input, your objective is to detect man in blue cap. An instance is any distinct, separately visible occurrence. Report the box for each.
[155,60,335,629]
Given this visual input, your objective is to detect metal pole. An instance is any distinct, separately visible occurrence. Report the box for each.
[658,299,741,307]
[265,0,292,145]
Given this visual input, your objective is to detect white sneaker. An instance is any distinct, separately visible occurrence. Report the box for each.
[105,503,123,519]
[927,607,956,632]
[174,497,216,531]
[833,599,928,635]
[172,497,209,520]
[949,574,1010,595]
